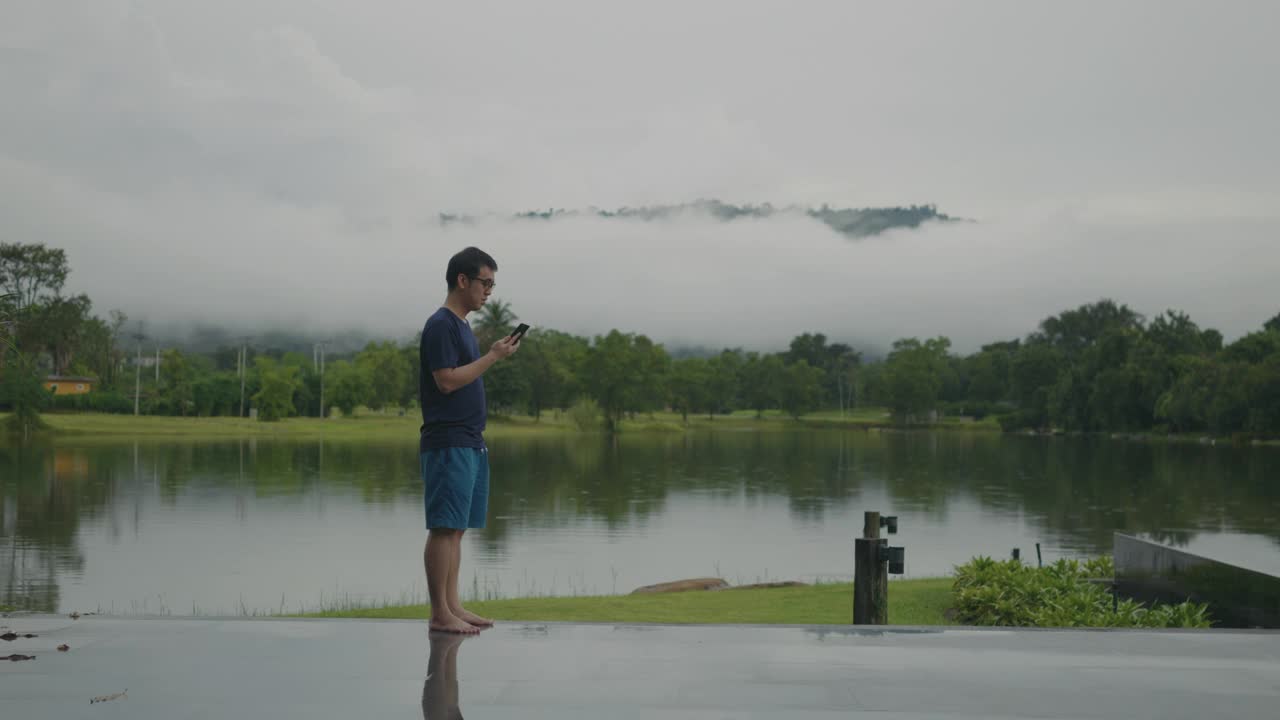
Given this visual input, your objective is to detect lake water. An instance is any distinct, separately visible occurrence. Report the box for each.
[2,430,1278,615]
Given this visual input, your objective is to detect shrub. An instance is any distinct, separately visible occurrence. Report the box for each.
[50,390,133,414]
[566,396,603,431]
[996,411,1038,432]
[951,556,1212,628]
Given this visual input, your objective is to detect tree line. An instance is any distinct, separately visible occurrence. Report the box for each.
[2,242,1278,436]
[439,199,956,239]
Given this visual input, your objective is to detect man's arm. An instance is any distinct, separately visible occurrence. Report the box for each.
[432,336,519,394]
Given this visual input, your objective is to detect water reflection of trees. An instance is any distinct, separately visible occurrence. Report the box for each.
[1,432,1276,612]
[871,433,1280,551]
[0,442,107,612]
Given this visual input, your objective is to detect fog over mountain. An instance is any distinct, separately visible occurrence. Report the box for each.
[3,1,1277,354]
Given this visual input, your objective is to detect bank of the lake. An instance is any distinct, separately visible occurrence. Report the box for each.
[297,578,955,626]
[5,408,1000,441]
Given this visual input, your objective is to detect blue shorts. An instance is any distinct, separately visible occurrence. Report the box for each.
[421,447,489,530]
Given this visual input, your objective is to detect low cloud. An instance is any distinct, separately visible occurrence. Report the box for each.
[28,183,1278,354]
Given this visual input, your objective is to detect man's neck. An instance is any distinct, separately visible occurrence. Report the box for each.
[443,294,469,321]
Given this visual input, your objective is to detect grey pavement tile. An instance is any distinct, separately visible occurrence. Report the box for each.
[0,617,1276,719]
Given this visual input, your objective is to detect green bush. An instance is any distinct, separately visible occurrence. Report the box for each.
[952,556,1212,628]
[566,396,603,431]
[996,411,1041,432]
[0,351,50,434]
[53,389,133,414]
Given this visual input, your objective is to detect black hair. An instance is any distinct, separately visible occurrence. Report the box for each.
[445,246,497,290]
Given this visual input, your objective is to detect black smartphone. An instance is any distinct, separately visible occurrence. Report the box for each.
[510,323,530,343]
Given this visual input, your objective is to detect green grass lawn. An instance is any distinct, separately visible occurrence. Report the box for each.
[11,407,997,441]
[298,579,955,626]
[16,411,563,441]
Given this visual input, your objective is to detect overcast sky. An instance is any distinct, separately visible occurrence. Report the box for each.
[3,0,1277,352]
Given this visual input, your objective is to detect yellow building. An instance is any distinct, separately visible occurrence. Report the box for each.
[44,375,97,395]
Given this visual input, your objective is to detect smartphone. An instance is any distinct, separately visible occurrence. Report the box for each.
[510,323,530,343]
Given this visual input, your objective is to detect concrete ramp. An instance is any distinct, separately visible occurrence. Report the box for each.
[1116,532,1280,628]
[1,615,1277,718]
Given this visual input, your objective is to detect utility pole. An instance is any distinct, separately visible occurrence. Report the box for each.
[155,347,161,384]
[314,341,329,418]
[238,341,247,418]
[131,326,146,416]
[134,340,142,416]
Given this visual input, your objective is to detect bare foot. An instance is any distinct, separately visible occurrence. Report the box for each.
[429,614,480,635]
[452,608,494,628]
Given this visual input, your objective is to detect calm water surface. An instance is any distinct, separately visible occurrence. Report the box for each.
[2,430,1277,614]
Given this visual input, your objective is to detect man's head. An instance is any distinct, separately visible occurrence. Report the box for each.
[446,246,497,313]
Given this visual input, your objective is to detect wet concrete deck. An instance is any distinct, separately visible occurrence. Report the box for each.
[2,615,1278,718]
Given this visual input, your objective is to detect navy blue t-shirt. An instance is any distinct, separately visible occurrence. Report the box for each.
[419,307,486,452]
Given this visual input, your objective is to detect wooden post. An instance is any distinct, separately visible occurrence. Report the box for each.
[854,511,888,625]
[864,511,880,541]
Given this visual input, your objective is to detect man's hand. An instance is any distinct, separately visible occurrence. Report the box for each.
[488,335,520,360]
[433,335,521,394]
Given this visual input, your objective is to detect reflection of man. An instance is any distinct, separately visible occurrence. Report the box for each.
[420,246,520,634]
[422,632,467,720]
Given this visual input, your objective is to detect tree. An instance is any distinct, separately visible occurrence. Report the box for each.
[881,339,943,423]
[965,341,1017,405]
[326,360,372,418]
[0,349,49,435]
[520,329,588,419]
[160,348,196,416]
[740,352,784,417]
[1264,312,1280,334]
[785,332,862,413]
[1156,356,1217,433]
[669,357,712,422]
[473,299,518,348]
[780,360,825,419]
[356,341,412,412]
[1,293,48,435]
[629,335,670,416]
[1221,331,1280,365]
[484,347,531,413]
[25,294,92,375]
[1033,299,1142,359]
[705,349,743,418]
[279,351,317,417]
[1051,326,1143,431]
[251,357,300,421]
[77,309,128,388]
[0,243,68,313]
[1245,355,1280,433]
[786,332,830,368]
[1009,342,1063,428]
[1207,362,1250,434]
[398,341,419,411]
[579,330,669,431]
[192,371,239,416]
[1145,310,1214,357]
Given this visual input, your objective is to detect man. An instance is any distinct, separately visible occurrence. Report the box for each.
[419,246,519,634]
[421,631,467,718]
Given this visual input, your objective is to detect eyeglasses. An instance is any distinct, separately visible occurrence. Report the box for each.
[469,276,495,290]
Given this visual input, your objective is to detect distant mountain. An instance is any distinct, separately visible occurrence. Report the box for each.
[439,200,962,239]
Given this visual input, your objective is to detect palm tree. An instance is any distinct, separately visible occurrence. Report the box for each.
[473,299,517,346]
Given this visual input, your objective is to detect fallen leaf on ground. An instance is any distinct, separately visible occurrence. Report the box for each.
[90,690,127,704]
[58,644,70,652]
